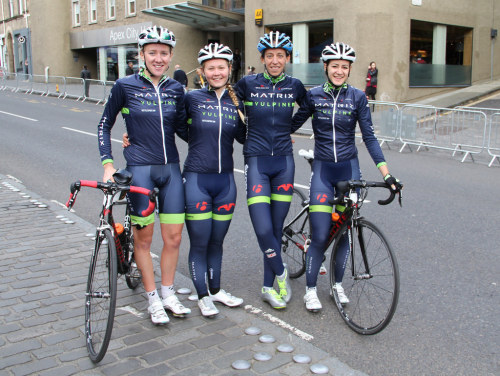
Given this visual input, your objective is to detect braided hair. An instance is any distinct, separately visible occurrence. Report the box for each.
[226,83,246,124]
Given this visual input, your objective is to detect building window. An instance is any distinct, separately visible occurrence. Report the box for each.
[72,0,80,26]
[89,0,97,23]
[410,20,472,87]
[127,0,136,16]
[18,0,24,14]
[107,0,116,20]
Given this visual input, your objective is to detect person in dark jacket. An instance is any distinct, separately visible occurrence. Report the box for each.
[173,64,188,90]
[80,65,91,97]
[292,43,401,312]
[365,61,377,101]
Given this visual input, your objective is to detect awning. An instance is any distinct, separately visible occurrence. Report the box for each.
[142,1,244,32]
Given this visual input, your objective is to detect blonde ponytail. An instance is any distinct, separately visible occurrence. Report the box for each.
[226,83,246,124]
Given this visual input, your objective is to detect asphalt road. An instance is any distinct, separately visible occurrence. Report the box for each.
[0,90,499,375]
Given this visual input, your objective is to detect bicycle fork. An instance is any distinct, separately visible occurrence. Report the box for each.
[350,222,372,281]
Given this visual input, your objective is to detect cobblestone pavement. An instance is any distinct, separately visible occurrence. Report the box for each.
[0,174,366,376]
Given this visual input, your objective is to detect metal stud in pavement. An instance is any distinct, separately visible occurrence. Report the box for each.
[177,287,191,295]
[232,360,251,370]
[244,326,262,335]
[188,294,198,301]
[254,352,272,361]
[310,363,329,374]
[293,354,312,364]
[259,334,276,343]
[277,344,294,353]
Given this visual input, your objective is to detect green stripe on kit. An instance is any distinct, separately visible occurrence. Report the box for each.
[247,196,271,206]
[244,101,253,106]
[309,205,333,214]
[213,213,233,221]
[185,212,212,221]
[159,213,185,224]
[121,107,130,114]
[270,193,293,202]
[131,213,155,227]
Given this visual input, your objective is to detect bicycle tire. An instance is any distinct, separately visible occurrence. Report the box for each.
[85,228,117,363]
[125,232,141,290]
[329,218,399,335]
[281,187,309,279]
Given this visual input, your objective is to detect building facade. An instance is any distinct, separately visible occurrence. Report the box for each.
[0,0,499,102]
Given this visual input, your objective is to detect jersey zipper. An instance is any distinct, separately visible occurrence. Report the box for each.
[216,90,224,173]
[155,82,168,164]
[271,82,276,156]
[328,89,342,163]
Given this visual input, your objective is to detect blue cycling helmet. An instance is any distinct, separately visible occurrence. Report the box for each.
[257,31,293,55]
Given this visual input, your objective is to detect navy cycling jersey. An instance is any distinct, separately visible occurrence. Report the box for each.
[292,82,385,165]
[235,72,307,157]
[183,88,246,174]
[98,70,186,166]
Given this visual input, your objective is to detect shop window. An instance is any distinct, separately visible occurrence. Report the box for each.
[410,20,472,87]
[107,0,115,20]
[72,0,80,26]
[89,0,97,23]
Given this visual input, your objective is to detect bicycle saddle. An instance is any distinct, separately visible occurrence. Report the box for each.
[113,169,133,185]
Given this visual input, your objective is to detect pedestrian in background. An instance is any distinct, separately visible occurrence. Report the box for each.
[231,48,242,83]
[125,61,136,75]
[173,64,188,91]
[80,65,91,97]
[246,65,255,75]
[193,67,206,89]
[365,61,377,101]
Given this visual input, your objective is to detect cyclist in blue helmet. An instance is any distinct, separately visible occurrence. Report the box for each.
[234,31,308,309]
[99,26,191,325]
[292,42,402,312]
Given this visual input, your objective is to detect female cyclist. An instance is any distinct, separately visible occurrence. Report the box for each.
[292,42,402,312]
[98,26,190,325]
[183,43,246,317]
[235,31,308,309]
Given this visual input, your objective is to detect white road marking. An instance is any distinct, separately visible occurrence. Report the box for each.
[244,304,314,342]
[119,306,144,318]
[62,126,122,143]
[0,110,38,121]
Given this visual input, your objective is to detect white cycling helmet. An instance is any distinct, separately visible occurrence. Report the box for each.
[138,26,176,48]
[257,31,293,55]
[197,43,233,65]
[321,42,356,63]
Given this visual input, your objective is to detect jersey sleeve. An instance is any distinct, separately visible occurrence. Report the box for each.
[98,81,125,165]
[291,88,314,133]
[357,92,385,165]
[175,90,188,143]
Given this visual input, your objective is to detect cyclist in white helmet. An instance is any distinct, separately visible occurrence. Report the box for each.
[99,25,191,325]
[292,42,402,312]
[182,43,246,317]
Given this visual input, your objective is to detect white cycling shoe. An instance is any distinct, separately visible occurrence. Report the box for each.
[162,294,191,317]
[304,287,322,312]
[333,283,349,304]
[148,300,170,325]
[198,296,219,317]
[210,289,243,307]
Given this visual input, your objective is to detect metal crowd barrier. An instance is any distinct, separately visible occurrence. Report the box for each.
[46,76,65,98]
[63,77,85,101]
[3,72,17,91]
[31,74,48,95]
[398,104,487,162]
[368,101,400,148]
[15,73,32,93]
[487,113,500,167]
[104,81,115,104]
[82,78,107,104]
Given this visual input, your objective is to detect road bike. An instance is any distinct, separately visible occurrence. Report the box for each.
[65,170,158,363]
[281,150,402,335]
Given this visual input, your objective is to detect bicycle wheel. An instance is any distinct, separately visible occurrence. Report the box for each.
[125,231,141,289]
[85,228,117,363]
[281,187,309,278]
[330,219,399,335]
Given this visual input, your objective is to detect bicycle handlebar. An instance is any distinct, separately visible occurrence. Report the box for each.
[331,180,403,206]
[65,180,159,217]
